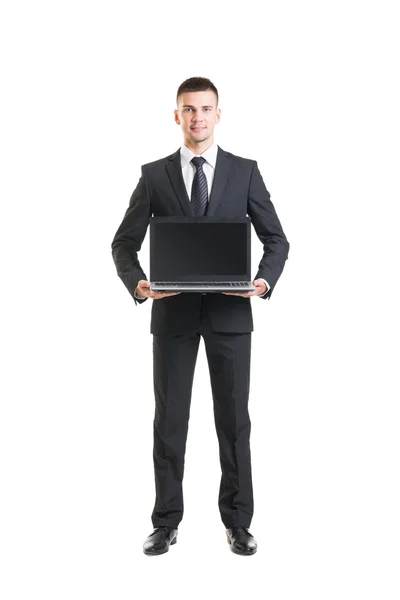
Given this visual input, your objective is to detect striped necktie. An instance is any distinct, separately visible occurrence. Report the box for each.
[190,156,208,216]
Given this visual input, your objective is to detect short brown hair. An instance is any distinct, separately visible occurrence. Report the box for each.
[176,77,219,107]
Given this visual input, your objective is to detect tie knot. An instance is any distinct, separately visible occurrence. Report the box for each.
[191,156,206,169]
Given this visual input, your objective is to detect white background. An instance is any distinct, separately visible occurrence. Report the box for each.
[1,1,399,598]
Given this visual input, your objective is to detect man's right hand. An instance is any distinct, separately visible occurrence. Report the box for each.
[136,280,182,300]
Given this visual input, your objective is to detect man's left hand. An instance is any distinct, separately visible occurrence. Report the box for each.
[222,279,267,298]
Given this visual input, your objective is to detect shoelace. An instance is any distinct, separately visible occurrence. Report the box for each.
[151,526,172,537]
[231,526,252,536]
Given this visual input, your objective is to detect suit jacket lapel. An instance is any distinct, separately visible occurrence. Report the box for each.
[165,145,232,217]
[206,145,231,216]
[165,148,192,216]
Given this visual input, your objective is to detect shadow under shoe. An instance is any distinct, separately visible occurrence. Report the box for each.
[226,526,257,555]
[143,526,178,555]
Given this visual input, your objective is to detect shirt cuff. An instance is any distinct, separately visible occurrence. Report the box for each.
[259,278,270,293]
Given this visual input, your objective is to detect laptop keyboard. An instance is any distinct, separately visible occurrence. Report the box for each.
[153,282,250,287]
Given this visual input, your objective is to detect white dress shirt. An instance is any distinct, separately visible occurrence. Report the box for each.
[134,142,270,298]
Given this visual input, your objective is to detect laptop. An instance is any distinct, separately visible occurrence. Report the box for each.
[149,216,255,293]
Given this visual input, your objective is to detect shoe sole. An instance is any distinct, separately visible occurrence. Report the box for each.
[227,535,257,555]
[143,536,177,555]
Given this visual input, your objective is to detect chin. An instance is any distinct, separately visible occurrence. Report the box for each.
[191,133,209,142]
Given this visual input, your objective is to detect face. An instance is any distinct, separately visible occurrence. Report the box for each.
[174,90,221,146]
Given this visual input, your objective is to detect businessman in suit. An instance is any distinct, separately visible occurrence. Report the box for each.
[111,77,289,556]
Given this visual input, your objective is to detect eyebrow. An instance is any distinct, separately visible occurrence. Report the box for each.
[181,105,214,109]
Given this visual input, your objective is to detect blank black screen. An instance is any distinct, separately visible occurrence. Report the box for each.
[151,222,248,280]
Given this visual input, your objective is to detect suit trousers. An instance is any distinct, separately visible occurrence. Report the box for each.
[151,298,253,529]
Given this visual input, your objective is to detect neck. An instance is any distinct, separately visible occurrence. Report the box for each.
[183,136,215,155]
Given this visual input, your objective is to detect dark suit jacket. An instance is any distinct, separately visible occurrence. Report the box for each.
[111,145,290,335]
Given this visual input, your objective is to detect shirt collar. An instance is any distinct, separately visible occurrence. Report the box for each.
[180,142,218,169]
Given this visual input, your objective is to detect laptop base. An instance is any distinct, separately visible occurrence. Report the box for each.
[151,283,256,293]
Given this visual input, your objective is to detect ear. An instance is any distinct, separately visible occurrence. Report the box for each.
[174,109,180,124]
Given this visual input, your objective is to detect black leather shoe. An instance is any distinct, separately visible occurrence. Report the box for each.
[226,526,257,555]
[143,526,178,555]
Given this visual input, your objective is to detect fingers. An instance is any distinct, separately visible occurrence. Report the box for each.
[137,280,182,299]
[137,280,150,295]
[222,292,260,297]
[222,292,252,297]
[137,280,159,299]
[152,292,182,299]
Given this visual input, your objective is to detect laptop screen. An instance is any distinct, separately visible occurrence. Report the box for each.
[150,219,250,282]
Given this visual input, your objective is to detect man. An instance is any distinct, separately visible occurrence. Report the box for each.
[111,77,289,556]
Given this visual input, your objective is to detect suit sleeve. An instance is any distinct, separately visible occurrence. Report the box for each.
[247,161,290,300]
[111,165,151,306]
